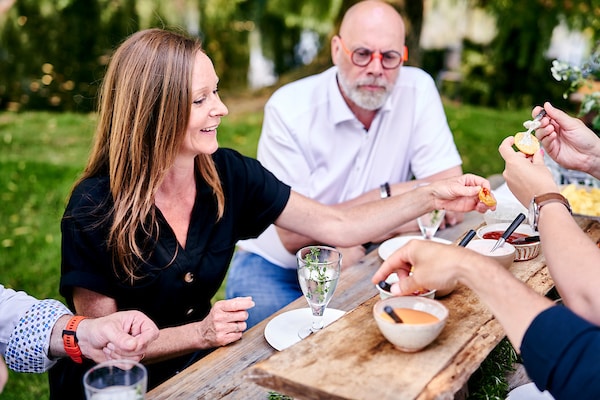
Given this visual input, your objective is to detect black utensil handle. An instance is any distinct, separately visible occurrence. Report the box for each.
[458,229,476,247]
[512,235,540,244]
[378,280,392,292]
[384,305,403,323]
[503,213,526,240]
[534,109,547,120]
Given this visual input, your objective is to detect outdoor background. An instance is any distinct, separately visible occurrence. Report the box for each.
[1,0,599,399]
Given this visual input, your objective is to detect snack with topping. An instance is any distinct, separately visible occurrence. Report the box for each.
[514,131,540,155]
[478,187,497,207]
[514,111,544,155]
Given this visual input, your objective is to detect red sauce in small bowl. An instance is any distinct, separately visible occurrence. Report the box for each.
[482,231,529,244]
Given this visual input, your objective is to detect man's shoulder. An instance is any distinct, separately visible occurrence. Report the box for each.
[397,66,435,86]
[268,67,335,104]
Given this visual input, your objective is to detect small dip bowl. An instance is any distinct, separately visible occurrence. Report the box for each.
[477,223,540,261]
[373,296,448,352]
[466,238,516,269]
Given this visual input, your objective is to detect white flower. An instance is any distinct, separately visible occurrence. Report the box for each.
[550,60,572,81]
[551,42,600,133]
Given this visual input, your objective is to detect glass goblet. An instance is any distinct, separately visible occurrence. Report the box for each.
[417,209,446,239]
[296,245,342,340]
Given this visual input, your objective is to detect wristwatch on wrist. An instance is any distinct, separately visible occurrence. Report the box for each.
[528,192,572,231]
[62,316,88,363]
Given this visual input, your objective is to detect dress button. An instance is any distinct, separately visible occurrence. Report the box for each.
[184,272,194,283]
[186,308,194,316]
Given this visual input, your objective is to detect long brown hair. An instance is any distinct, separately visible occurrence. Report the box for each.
[75,28,225,281]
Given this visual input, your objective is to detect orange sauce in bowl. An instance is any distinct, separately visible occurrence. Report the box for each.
[381,308,439,324]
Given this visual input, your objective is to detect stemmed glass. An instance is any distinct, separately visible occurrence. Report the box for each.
[414,182,445,239]
[417,209,446,239]
[296,245,342,339]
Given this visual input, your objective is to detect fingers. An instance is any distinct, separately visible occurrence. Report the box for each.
[208,298,255,342]
[103,343,145,362]
[233,321,247,333]
[218,297,255,312]
[459,173,489,188]
[394,275,422,296]
[371,245,413,284]
[532,105,544,119]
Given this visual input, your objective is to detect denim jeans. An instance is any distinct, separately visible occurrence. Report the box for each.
[225,249,302,329]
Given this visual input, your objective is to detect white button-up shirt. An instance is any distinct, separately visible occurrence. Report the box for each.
[239,65,462,268]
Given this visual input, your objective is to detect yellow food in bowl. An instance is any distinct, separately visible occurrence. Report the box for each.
[560,184,600,217]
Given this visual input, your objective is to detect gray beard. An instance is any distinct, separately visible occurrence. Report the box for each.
[337,72,391,111]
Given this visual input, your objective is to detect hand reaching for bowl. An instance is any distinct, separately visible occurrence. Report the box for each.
[371,240,468,296]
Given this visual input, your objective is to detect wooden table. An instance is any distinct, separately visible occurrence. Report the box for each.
[146,214,600,400]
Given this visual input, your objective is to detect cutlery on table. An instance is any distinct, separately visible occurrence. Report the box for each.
[490,213,526,252]
[457,229,477,247]
[511,235,540,245]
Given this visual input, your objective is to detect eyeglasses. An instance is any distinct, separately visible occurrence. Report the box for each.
[337,36,407,70]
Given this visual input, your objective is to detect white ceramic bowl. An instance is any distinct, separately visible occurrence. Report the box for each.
[477,223,540,261]
[466,238,516,269]
[375,273,436,300]
[378,235,452,260]
[373,296,448,352]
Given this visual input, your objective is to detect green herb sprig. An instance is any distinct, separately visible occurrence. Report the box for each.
[303,247,331,303]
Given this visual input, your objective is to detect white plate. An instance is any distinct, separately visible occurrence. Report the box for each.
[507,382,555,400]
[378,235,452,260]
[264,308,345,351]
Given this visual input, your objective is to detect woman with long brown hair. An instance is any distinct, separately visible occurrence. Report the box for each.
[49,27,494,398]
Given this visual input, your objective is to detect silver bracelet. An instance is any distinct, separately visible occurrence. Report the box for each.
[380,182,391,199]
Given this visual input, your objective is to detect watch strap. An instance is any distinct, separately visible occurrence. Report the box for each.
[62,316,87,363]
[535,192,572,214]
[532,192,572,231]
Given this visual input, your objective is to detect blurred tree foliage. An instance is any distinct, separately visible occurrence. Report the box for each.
[0,0,422,112]
[0,0,422,111]
[0,0,140,111]
[2,0,598,112]
[462,0,600,110]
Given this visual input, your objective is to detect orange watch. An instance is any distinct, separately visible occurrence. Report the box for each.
[62,316,87,363]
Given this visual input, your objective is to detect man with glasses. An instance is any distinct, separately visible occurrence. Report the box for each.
[226,0,463,328]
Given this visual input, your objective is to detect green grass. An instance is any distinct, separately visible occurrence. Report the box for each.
[0,100,531,399]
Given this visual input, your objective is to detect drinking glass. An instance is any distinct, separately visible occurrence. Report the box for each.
[83,359,147,400]
[296,245,342,339]
[417,209,446,239]
[414,182,445,239]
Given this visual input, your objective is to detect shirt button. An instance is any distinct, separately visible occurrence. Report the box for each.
[184,272,194,283]
[186,308,194,316]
